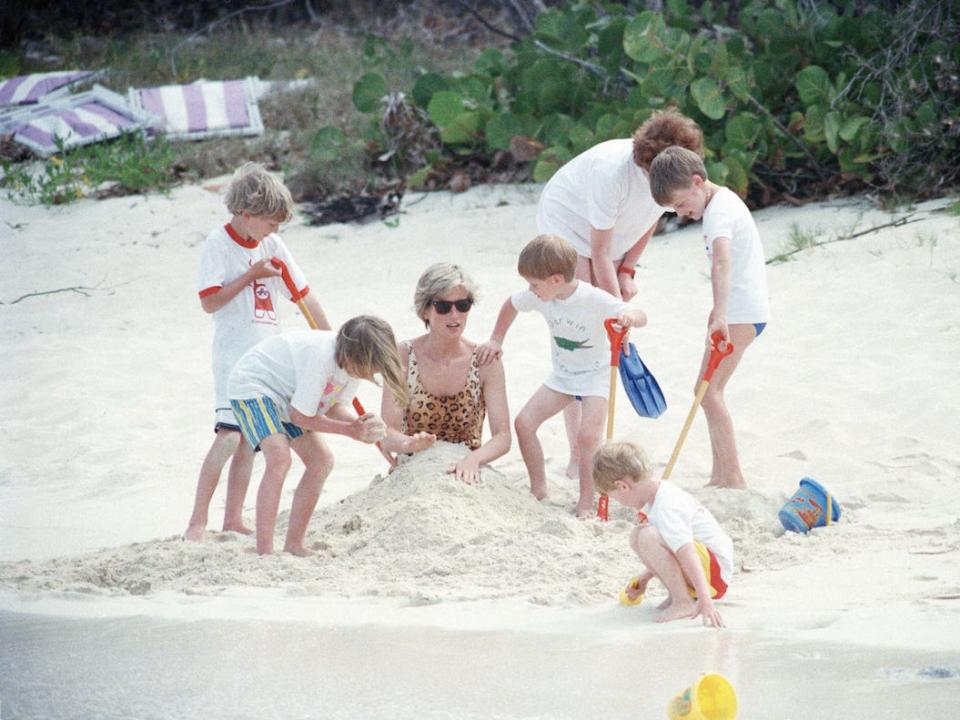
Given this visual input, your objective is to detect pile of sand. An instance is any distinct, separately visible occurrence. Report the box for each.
[0,443,802,606]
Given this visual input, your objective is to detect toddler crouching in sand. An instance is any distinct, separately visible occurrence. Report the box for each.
[593,441,733,628]
[229,316,406,555]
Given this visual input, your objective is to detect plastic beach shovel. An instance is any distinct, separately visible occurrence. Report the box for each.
[270,257,396,467]
[661,331,734,480]
[597,319,630,521]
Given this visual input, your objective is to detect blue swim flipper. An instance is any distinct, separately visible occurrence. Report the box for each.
[618,342,667,419]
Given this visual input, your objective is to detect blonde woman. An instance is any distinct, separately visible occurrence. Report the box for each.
[381,263,511,483]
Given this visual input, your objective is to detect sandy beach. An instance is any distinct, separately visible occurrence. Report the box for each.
[1,180,958,718]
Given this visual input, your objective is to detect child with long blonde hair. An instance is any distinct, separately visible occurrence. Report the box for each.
[229,315,407,555]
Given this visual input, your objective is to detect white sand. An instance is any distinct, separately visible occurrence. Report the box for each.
[1,181,959,716]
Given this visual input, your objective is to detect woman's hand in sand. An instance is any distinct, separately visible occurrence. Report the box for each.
[403,431,436,454]
[694,597,725,629]
[476,340,502,365]
[447,453,481,484]
[349,413,387,443]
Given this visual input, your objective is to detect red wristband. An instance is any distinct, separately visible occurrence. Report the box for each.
[617,264,636,278]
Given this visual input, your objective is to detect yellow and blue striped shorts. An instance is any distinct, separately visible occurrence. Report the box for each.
[230,396,304,450]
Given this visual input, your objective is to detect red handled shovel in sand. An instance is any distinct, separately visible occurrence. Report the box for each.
[597,318,630,521]
[661,331,734,480]
[270,257,396,467]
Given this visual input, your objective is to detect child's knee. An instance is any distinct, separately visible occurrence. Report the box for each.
[630,524,660,553]
[514,412,537,437]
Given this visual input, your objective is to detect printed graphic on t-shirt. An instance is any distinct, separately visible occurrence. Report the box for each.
[553,335,594,351]
[252,273,277,323]
[317,380,345,412]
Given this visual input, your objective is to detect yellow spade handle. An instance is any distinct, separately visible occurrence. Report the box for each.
[662,378,710,480]
[297,299,319,330]
[606,366,617,439]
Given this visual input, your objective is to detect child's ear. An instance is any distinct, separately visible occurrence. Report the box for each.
[614,478,631,492]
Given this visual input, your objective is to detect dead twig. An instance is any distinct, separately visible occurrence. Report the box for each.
[766,214,923,264]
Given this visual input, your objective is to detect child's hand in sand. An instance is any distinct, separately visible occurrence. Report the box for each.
[624,574,649,601]
[694,596,725,629]
[349,413,386,443]
[447,454,481,484]
[476,340,502,365]
[403,431,436,454]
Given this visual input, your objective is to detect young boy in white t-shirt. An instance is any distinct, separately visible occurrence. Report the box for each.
[593,441,733,628]
[649,146,770,489]
[184,163,331,542]
[478,234,647,517]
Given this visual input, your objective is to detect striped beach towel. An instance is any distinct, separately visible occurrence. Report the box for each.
[7,85,152,157]
[128,77,263,140]
[0,71,95,106]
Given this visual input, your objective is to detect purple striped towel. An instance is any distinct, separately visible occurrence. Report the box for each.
[0,71,95,105]
[9,85,152,157]
[129,77,263,140]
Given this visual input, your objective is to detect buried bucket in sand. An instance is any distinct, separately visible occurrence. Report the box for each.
[667,672,738,720]
[778,477,842,534]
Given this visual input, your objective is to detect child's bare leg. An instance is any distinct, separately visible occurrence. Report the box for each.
[574,396,607,517]
[562,403,582,479]
[630,525,697,622]
[222,439,254,534]
[699,324,755,489]
[185,429,240,541]
[254,434,292,555]
[284,432,334,557]
[515,386,572,500]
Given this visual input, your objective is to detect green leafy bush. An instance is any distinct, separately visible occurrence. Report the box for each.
[349,0,958,203]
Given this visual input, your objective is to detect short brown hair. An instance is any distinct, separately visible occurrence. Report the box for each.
[225,162,294,222]
[632,110,703,170]
[648,146,708,207]
[592,441,652,494]
[518,234,577,281]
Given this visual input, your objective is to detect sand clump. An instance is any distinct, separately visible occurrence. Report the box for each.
[0,443,802,606]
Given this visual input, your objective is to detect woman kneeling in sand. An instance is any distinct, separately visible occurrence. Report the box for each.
[380,263,511,482]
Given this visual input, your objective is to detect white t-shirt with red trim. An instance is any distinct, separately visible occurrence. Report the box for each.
[702,188,770,324]
[645,480,734,583]
[228,330,359,422]
[197,223,309,417]
[536,139,666,261]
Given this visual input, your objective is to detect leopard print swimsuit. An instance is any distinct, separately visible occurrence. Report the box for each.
[401,342,485,450]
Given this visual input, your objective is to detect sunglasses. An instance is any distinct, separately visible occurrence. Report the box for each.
[431,297,474,314]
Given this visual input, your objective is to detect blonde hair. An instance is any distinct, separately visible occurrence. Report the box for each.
[649,146,709,207]
[632,110,704,170]
[335,315,409,406]
[592,441,652,494]
[413,263,480,329]
[518,234,577,281]
[225,162,294,222]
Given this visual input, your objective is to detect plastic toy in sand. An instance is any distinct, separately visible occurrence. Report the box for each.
[778,477,841,534]
[667,672,738,720]
[618,575,645,606]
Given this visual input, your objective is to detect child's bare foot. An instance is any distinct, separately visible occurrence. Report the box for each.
[656,599,698,623]
[530,480,548,501]
[284,543,316,557]
[657,597,672,610]
[222,522,253,535]
[183,524,205,542]
[574,500,593,518]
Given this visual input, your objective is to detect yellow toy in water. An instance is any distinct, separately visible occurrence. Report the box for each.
[619,575,644,606]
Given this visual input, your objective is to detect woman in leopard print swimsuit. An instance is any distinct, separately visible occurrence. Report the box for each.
[380,263,511,483]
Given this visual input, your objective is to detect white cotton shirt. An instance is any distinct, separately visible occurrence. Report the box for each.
[702,188,770,324]
[197,223,309,418]
[536,139,667,260]
[228,330,359,422]
[645,480,734,583]
[511,282,629,397]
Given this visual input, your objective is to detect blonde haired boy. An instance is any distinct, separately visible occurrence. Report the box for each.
[185,162,331,542]
[593,441,733,628]
[649,146,770,489]
[478,234,647,517]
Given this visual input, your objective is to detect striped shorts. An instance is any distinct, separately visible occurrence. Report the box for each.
[686,541,729,600]
[230,396,304,451]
